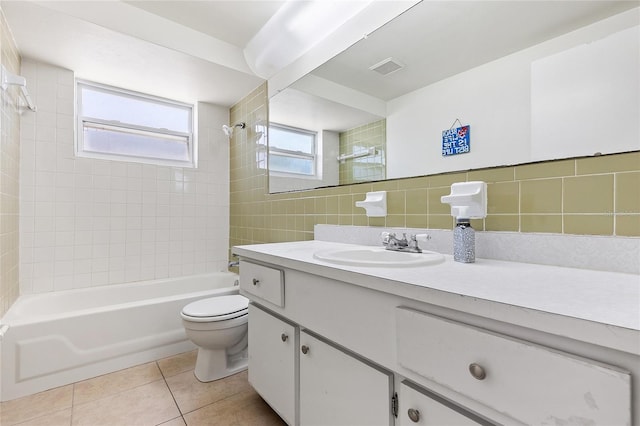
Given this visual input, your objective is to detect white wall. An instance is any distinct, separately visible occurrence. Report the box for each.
[386,9,639,179]
[19,59,230,294]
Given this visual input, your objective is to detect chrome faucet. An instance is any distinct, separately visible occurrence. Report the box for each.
[382,232,422,253]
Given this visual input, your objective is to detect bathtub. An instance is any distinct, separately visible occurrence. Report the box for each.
[0,272,239,401]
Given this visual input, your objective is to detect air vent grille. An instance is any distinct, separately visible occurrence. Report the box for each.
[369,57,404,76]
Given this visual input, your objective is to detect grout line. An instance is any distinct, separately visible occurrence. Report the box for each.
[156,360,185,423]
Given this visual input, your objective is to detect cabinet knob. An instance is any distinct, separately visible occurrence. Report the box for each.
[407,408,420,423]
[469,363,487,380]
[252,278,260,286]
[301,345,310,355]
[281,333,288,342]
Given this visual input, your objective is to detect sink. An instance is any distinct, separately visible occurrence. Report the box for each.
[313,246,444,268]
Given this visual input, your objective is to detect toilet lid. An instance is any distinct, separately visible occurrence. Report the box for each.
[182,295,248,319]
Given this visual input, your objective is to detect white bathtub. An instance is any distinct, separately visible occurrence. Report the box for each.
[0,272,239,401]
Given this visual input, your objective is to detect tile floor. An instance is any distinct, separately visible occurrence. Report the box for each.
[0,350,286,426]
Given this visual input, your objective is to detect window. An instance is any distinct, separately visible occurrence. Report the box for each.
[76,81,196,167]
[269,124,316,176]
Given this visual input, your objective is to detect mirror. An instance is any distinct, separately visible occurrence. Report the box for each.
[269,1,639,193]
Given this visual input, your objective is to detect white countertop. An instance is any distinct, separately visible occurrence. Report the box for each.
[234,240,640,355]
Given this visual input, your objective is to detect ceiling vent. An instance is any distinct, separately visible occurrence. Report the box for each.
[369,57,405,76]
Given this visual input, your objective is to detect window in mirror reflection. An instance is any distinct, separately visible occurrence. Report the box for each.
[269,124,317,176]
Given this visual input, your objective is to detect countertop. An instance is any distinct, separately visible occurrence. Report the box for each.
[234,240,640,355]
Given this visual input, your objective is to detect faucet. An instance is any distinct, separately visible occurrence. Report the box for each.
[382,232,422,253]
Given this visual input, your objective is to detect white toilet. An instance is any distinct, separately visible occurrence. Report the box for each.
[181,294,249,382]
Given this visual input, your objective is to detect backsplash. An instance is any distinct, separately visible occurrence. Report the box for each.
[315,224,639,274]
[230,83,639,250]
[0,10,21,317]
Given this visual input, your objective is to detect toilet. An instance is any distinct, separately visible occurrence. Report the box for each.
[181,294,249,382]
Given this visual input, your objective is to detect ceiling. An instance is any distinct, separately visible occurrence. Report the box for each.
[123,1,285,48]
[0,0,397,107]
[1,0,637,110]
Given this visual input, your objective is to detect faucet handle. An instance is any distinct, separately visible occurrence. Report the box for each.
[380,231,391,246]
[415,234,432,248]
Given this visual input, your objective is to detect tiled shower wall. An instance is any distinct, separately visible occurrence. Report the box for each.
[230,83,640,249]
[19,59,231,294]
[0,10,21,317]
[339,119,386,185]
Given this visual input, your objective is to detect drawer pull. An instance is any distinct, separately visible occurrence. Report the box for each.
[252,278,260,286]
[469,363,487,380]
[281,333,288,342]
[301,345,310,355]
[407,408,420,423]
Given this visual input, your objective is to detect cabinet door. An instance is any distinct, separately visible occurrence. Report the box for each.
[299,330,392,426]
[248,304,296,425]
[399,381,494,426]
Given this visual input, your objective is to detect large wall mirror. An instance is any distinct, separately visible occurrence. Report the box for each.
[268,1,639,194]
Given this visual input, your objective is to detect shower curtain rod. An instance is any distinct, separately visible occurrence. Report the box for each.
[1,65,37,112]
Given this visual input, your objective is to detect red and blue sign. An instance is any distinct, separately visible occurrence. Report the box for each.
[442,125,470,156]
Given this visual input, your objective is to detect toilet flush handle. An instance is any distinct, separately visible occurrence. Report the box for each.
[252,278,260,286]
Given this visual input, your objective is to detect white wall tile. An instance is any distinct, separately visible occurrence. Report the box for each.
[19,61,230,294]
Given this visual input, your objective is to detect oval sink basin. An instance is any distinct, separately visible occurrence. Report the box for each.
[313,246,444,268]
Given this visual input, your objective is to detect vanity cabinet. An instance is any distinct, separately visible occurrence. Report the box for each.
[299,330,393,426]
[236,251,637,426]
[247,303,296,425]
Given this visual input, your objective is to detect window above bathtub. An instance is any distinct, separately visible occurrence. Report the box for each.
[76,80,196,168]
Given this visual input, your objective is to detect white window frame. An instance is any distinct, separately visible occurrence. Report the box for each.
[269,123,317,177]
[76,80,197,168]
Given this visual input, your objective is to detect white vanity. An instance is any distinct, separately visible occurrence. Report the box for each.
[233,237,639,425]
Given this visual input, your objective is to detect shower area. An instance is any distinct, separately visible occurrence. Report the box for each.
[0,54,239,399]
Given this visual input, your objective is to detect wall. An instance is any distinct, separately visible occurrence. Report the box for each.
[230,85,639,250]
[19,59,230,294]
[0,9,21,317]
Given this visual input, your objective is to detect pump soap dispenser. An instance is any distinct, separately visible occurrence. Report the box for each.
[441,181,487,263]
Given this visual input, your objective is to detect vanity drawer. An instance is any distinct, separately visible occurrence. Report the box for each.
[399,381,493,425]
[395,307,631,425]
[239,261,284,307]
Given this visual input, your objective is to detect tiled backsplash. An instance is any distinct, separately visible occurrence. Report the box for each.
[0,10,22,317]
[18,59,231,294]
[230,83,639,250]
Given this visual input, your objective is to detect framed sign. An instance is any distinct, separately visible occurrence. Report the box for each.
[442,124,470,156]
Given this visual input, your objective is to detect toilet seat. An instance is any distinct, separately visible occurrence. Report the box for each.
[181,295,249,323]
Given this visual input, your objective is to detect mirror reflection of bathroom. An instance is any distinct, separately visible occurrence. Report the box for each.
[268,0,639,193]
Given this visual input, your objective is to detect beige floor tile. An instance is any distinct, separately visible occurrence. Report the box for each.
[14,408,72,426]
[73,362,163,405]
[158,416,187,426]
[183,389,285,426]
[166,370,251,415]
[157,350,197,378]
[71,380,179,426]
[0,385,73,425]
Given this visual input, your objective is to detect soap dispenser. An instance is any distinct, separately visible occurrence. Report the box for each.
[441,182,487,263]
